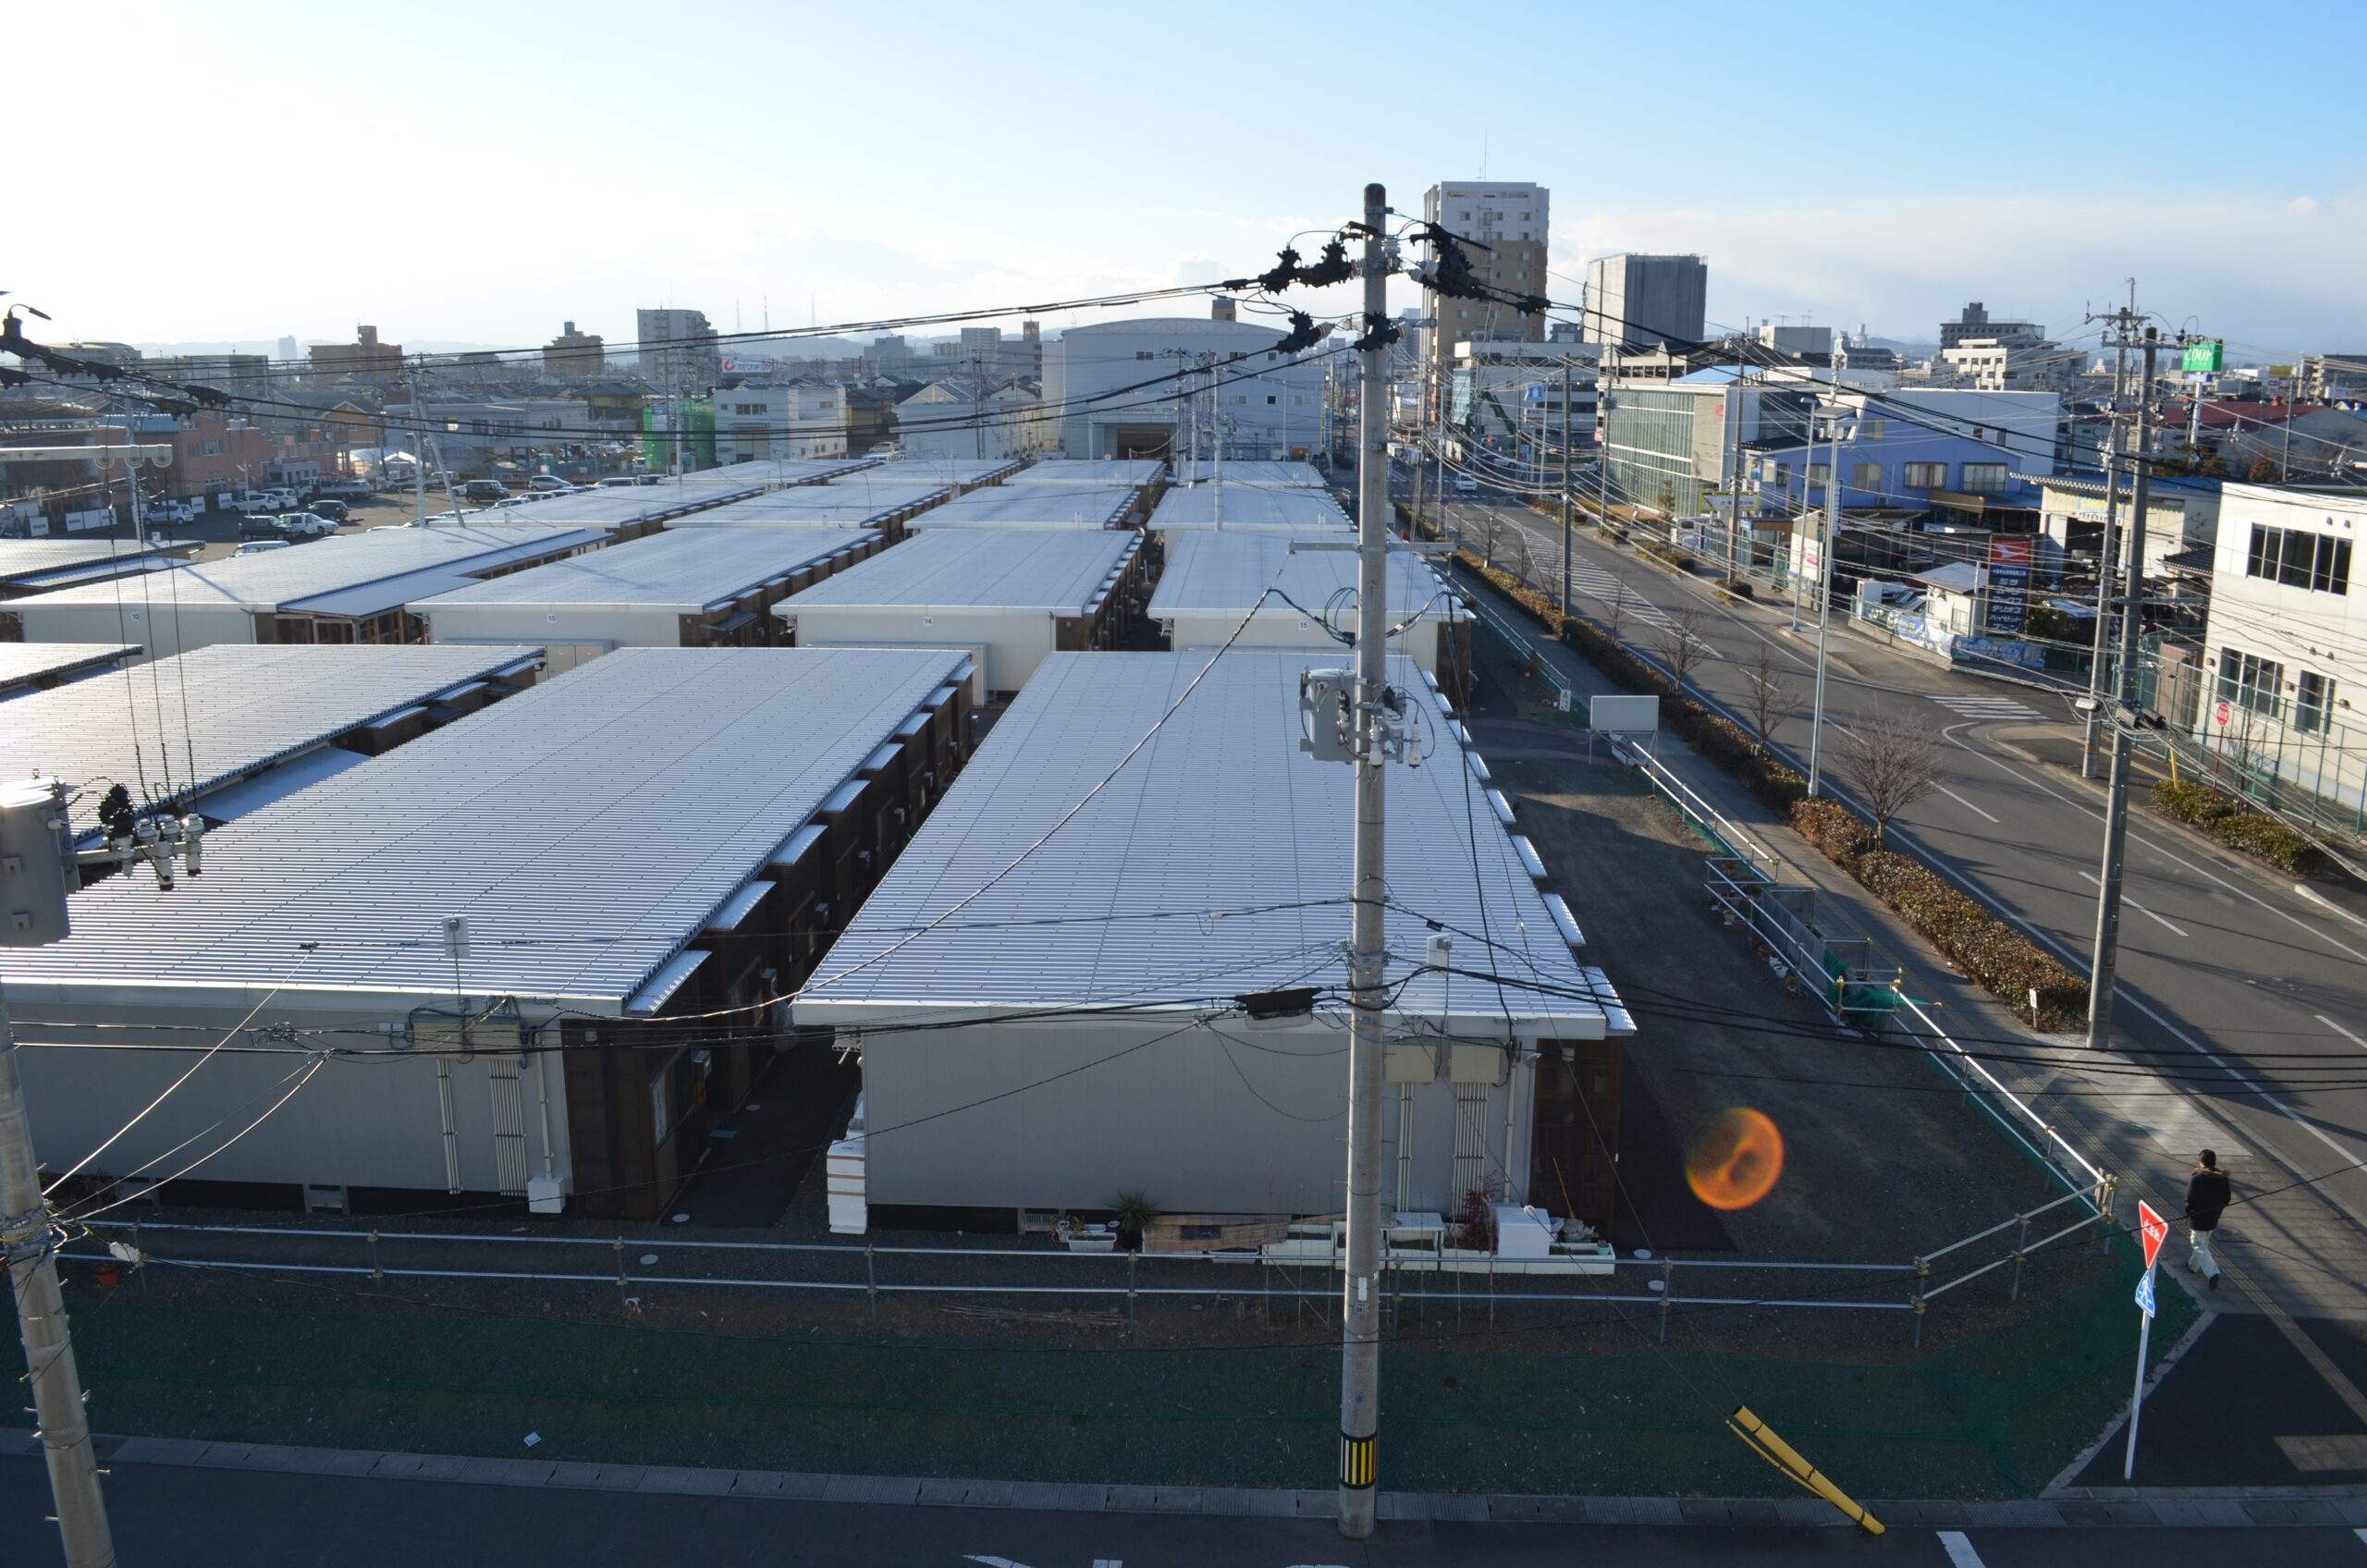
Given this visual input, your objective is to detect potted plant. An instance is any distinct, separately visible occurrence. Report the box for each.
[1112,1192,1159,1252]
[1056,1214,1115,1253]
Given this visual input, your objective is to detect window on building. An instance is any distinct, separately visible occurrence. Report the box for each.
[2298,671,2336,734]
[1858,419,1885,441]
[1903,461,1945,489]
[2247,523,2353,595]
[1852,462,1883,491]
[199,438,223,457]
[1961,463,2010,493]
[1135,351,1154,361]
[1807,462,1831,484]
[1266,395,1277,404]
[2218,647,2285,719]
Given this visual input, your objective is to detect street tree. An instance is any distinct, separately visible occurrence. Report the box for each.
[1740,641,1791,756]
[1835,713,1943,845]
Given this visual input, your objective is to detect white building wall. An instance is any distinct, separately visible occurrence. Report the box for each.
[779,606,1051,699]
[1044,318,1327,461]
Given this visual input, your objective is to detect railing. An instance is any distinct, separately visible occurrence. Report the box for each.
[1888,993,2111,1205]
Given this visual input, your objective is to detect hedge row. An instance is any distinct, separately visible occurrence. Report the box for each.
[2151,778,2330,876]
[1441,523,2091,1031]
[1792,802,2091,1030]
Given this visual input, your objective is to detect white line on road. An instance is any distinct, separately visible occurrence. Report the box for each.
[2079,871,2191,937]
[2324,1015,2367,1052]
[1935,784,2002,824]
[1937,1531,1986,1568]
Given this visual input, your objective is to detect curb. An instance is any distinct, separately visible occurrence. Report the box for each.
[16,1430,2367,1528]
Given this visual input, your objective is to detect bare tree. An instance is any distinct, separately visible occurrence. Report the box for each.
[1603,580,1631,643]
[1740,641,1791,756]
[1834,713,1943,846]
[1655,605,1706,696]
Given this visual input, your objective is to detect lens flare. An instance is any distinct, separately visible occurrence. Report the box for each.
[1685,1109,1785,1211]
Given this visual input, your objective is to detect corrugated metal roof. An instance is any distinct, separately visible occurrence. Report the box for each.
[668,487,950,528]
[1148,487,1354,533]
[0,643,546,812]
[1,647,970,1010]
[0,643,139,696]
[907,486,1138,530]
[852,458,1027,486]
[415,528,877,612]
[677,459,879,487]
[1,526,603,614]
[794,650,1624,1036]
[779,530,1135,613]
[0,538,193,583]
[1171,460,1328,487]
[1004,459,1167,487]
[1149,532,1449,622]
[488,486,760,528]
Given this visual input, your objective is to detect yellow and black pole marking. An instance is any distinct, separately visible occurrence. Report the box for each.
[1726,1405,1883,1536]
[1340,1430,1377,1489]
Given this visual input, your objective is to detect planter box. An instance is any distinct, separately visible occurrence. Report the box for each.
[1061,1234,1116,1253]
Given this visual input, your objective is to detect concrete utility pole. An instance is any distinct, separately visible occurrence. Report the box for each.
[1805,404,1855,796]
[406,362,428,527]
[1337,180,1390,1539]
[1,780,117,1567]
[2081,290,2136,778]
[2086,326,2161,1053]
[1559,361,1573,617]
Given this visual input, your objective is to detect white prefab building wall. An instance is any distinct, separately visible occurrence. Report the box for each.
[796,651,1628,1222]
[776,528,1143,698]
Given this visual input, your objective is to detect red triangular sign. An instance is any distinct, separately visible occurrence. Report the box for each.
[2138,1200,2169,1272]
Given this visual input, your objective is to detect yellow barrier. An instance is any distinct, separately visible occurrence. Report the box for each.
[1726,1405,1885,1536]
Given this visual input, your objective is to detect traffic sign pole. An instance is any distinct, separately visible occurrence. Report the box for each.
[2125,1201,2168,1481]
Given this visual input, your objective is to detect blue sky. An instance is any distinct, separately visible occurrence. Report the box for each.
[17,0,2363,359]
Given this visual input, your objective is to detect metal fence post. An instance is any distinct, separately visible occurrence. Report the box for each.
[1910,1256,1929,1348]
[369,1227,382,1281]
[1658,1257,1674,1344]
[2098,1174,2119,1256]
[865,1239,878,1336]
[614,1236,630,1313]
[1125,1249,1137,1338]
[2009,1214,2031,1303]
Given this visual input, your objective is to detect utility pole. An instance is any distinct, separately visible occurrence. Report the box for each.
[1723,372,1747,582]
[1,780,118,1567]
[1559,361,1572,617]
[1337,179,1390,1540]
[405,362,427,527]
[2087,326,2162,1053]
[1805,403,1855,796]
[2081,289,2136,779]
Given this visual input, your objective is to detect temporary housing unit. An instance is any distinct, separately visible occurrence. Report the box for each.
[0,643,545,829]
[1149,531,1468,682]
[776,528,1147,700]
[485,484,762,536]
[1147,485,1354,535]
[668,485,951,539]
[0,536,200,600]
[1172,459,1328,488]
[906,485,1143,531]
[0,643,138,699]
[4,647,975,1220]
[860,457,1027,492]
[796,651,1629,1233]
[678,458,879,488]
[418,527,884,669]
[0,526,606,658]
[1005,459,1166,488]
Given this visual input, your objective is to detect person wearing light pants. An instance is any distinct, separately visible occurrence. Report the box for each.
[2185,1148,2230,1290]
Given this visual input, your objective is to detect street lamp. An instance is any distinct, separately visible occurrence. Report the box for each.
[1806,402,1859,798]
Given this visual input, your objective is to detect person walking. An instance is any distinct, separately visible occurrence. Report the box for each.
[2186,1149,2230,1290]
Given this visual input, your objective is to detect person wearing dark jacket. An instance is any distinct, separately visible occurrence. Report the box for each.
[2186,1149,2230,1290]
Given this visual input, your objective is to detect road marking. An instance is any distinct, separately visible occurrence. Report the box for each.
[1929,693,2045,723]
[2078,871,2190,937]
[1937,1531,1986,1568]
[1934,784,2001,824]
[2324,1015,2367,1052]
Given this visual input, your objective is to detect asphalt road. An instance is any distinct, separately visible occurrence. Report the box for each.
[1435,492,2367,1324]
[8,1454,2364,1567]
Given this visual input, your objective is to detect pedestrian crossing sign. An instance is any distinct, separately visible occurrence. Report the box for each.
[2135,1268,2157,1320]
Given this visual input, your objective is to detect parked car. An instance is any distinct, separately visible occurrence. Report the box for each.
[459,479,509,505]
[276,512,339,539]
[229,539,291,557]
[525,475,573,494]
[145,500,196,525]
[257,487,300,510]
[306,499,350,523]
[1451,476,1480,494]
[594,476,639,488]
[317,479,374,502]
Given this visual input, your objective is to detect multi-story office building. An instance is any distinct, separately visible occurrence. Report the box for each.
[1583,254,1707,351]
[545,321,606,377]
[1939,301,2044,351]
[1421,182,1550,377]
[637,308,721,391]
[1040,314,1327,461]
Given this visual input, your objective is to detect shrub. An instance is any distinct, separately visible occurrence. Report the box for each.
[1789,797,1876,863]
[1718,577,1755,599]
[2151,779,2329,876]
[2151,778,2240,826]
[1637,541,1694,573]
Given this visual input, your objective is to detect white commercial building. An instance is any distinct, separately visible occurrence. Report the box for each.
[418,528,884,668]
[4,647,974,1220]
[894,381,1042,463]
[796,650,1629,1229]
[1149,532,1466,680]
[2199,484,2366,815]
[1148,485,1354,535]
[906,486,1143,531]
[1041,318,1327,461]
[712,385,853,464]
[0,526,606,658]
[0,643,544,826]
[775,528,1146,700]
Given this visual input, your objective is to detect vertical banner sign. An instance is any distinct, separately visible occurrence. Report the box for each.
[1986,535,2033,635]
[2125,1199,2170,1480]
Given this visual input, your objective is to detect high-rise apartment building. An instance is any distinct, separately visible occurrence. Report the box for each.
[544,320,606,377]
[1583,254,1707,350]
[636,307,720,390]
[1940,301,2043,350]
[1421,181,1550,374]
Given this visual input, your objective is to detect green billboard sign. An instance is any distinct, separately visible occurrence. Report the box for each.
[2182,340,2225,375]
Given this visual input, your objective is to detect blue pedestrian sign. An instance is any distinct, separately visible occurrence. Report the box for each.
[2134,1268,2157,1319]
